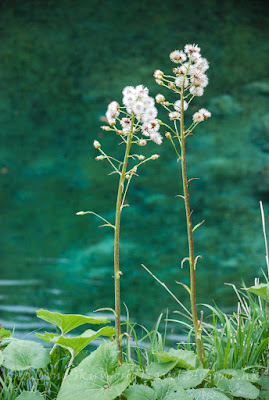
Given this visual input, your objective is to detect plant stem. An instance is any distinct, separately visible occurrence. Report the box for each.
[180,89,203,365]
[114,117,134,364]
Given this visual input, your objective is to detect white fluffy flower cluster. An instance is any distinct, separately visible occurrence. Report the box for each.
[122,85,162,145]
[122,85,158,123]
[170,43,209,97]
[192,108,211,123]
[105,101,120,125]
[104,85,162,145]
[141,120,162,145]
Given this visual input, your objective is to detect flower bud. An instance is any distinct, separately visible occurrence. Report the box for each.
[138,139,147,146]
[155,94,165,103]
[155,79,164,86]
[93,140,101,149]
[165,132,172,139]
[76,211,85,215]
[131,166,137,174]
[101,125,112,131]
[95,155,106,160]
[168,82,176,90]
[151,154,160,160]
[126,174,131,179]
[153,69,164,79]
[137,155,145,160]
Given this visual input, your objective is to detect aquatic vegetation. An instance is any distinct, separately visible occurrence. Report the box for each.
[1,44,269,399]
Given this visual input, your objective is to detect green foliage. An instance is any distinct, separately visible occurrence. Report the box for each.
[37,326,115,357]
[0,348,3,366]
[0,326,11,339]
[57,341,133,400]
[214,371,260,399]
[154,348,201,369]
[124,377,193,400]
[2,339,50,371]
[135,360,178,380]
[202,297,269,370]
[187,388,231,400]
[176,369,210,389]
[17,392,45,400]
[36,309,111,334]
[244,283,269,302]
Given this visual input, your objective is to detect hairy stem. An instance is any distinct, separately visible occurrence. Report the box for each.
[180,89,203,365]
[114,117,134,364]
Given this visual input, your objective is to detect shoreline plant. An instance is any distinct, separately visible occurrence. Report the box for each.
[0,43,269,399]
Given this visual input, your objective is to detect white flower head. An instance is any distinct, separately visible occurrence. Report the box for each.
[120,117,132,133]
[150,131,163,145]
[184,44,201,54]
[193,111,204,123]
[195,57,209,73]
[174,100,188,112]
[189,86,204,97]
[169,111,180,120]
[175,76,189,88]
[170,50,187,63]
[198,108,211,119]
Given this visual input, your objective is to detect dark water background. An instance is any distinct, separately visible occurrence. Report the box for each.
[0,0,269,340]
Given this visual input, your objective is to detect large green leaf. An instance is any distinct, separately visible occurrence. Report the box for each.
[124,385,155,400]
[125,378,192,400]
[259,376,269,400]
[215,373,260,399]
[17,392,44,400]
[176,369,210,389]
[155,349,201,369]
[36,309,111,334]
[0,326,11,339]
[244,283,269,301]
[135,360,178,380]
[2,340,50,371]
[152,378,193,400]
[218,368,260,383]
[187,388,231,400]
[57,341,133,400]
[37,326,115,357]
[0,350,3,366]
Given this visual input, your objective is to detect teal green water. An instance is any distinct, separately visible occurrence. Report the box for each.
[0,0,269,337]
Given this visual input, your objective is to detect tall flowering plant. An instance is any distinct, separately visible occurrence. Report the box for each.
[153,43,211,364]
[77,85,162,363]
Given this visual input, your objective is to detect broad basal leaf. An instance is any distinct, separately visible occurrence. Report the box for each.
[176,369,210,389]
[187,388,231,400]
[135,360,178,380]
[152,378,193,400]
[36,309,111,334]
[215,372,260,399]
[155,349,201,369]
[244,283,269,301]
[57,341,133,400]
[218,368,260,383]
[17,392,44,400]
[2,340,50,371]
[124,385,155,400]
[37,326,115,357]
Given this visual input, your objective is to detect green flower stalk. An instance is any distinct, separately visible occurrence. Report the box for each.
[154,44,211,364]
[77,85,162,363]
